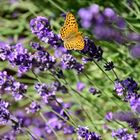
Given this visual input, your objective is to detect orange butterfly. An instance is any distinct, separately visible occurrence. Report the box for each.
[60,12,84,50]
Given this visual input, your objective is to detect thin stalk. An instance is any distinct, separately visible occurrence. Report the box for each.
[47,0,66,13]
[39,112,60,140]
[92,59,114,83]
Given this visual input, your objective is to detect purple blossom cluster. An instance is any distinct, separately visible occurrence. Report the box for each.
[0,42,56,74]
[61,54,84,73]
[0,43,32,74]
[30,16,62,48]
[112,128,137,140]
[31,42,56,71]
[105,111,140,132]
[25,101,41,114]
[114,77,140,114]
[0,99,10,125]
[35,82,56,104]
[1,2,140,139]
[78,4,127,43]
[77,126,101,140]
[0,71,27,100]
[81,38,103,61]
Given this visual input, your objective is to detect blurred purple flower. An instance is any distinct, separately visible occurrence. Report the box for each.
[77,82,85,92]
[78,4,127,44]
[63,125,75,134]
[85,132,102,140]
[105,112,113,121]
[107,111,140,132]
[103,8,116,19]
[45,117,63,134]
[130,44,140,58]
[129,95,140,113]
[94,25,125,43]
[114,80,124,96]
[89,87,97,95]
[112,128,137,140]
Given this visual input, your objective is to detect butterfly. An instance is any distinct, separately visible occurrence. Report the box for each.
[60,12,84,50]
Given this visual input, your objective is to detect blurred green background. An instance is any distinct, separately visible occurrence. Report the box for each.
[1,0,140,139]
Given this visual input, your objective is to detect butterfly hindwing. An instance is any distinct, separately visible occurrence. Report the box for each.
[64,32,84,50]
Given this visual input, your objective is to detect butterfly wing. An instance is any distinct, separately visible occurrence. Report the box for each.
[60,12,78,40]
[64,32,85,50]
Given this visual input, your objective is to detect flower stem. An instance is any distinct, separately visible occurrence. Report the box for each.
[47,0,66,13]
[39,112,60,140]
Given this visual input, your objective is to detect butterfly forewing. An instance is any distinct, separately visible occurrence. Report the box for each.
[60,12,78,40]
[60,12,84,50]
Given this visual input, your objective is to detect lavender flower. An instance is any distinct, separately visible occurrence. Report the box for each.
[112,128,137,140]
[61,54,84,73]
[104,61,114,71]
[78,4,127,44]
[129,95,140,113]
[63,125,75,134]
[105,112,113,121]
[89,87,97,95]
[25,101,41,114]
[0,71,27,100]
[0,43,11,61]
[35,82,55,104]
[85,132,102,140]
[0,43,32,74]
[0,99,10,125]
[122,78,138,92]
[7,43,32,74]
[30,16,62,48]
[106,111,140,133]
[32,49,56,71]
[81,38,103,61]
[77,82,85,92]
[77,126,101,140]
[45,117,64,134]
[130,44,140,58]
[77,126,89,138]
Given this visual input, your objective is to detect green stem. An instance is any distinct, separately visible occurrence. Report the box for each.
[47,0,66,13]
[54,98,77,127]
[39,112,60,140]
[32,70,42,83]
[92,59,114,83]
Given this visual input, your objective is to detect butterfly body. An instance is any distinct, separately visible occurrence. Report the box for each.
[60,12,84,50]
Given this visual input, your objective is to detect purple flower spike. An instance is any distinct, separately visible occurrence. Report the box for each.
[112,128,137,140]
[0,99,10,125]
[25,101,41,114]
[77,126,101,140]
[61,54,84,73]
[30,16,62,48]
[35,82,56,104]
[0,71,27,101]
